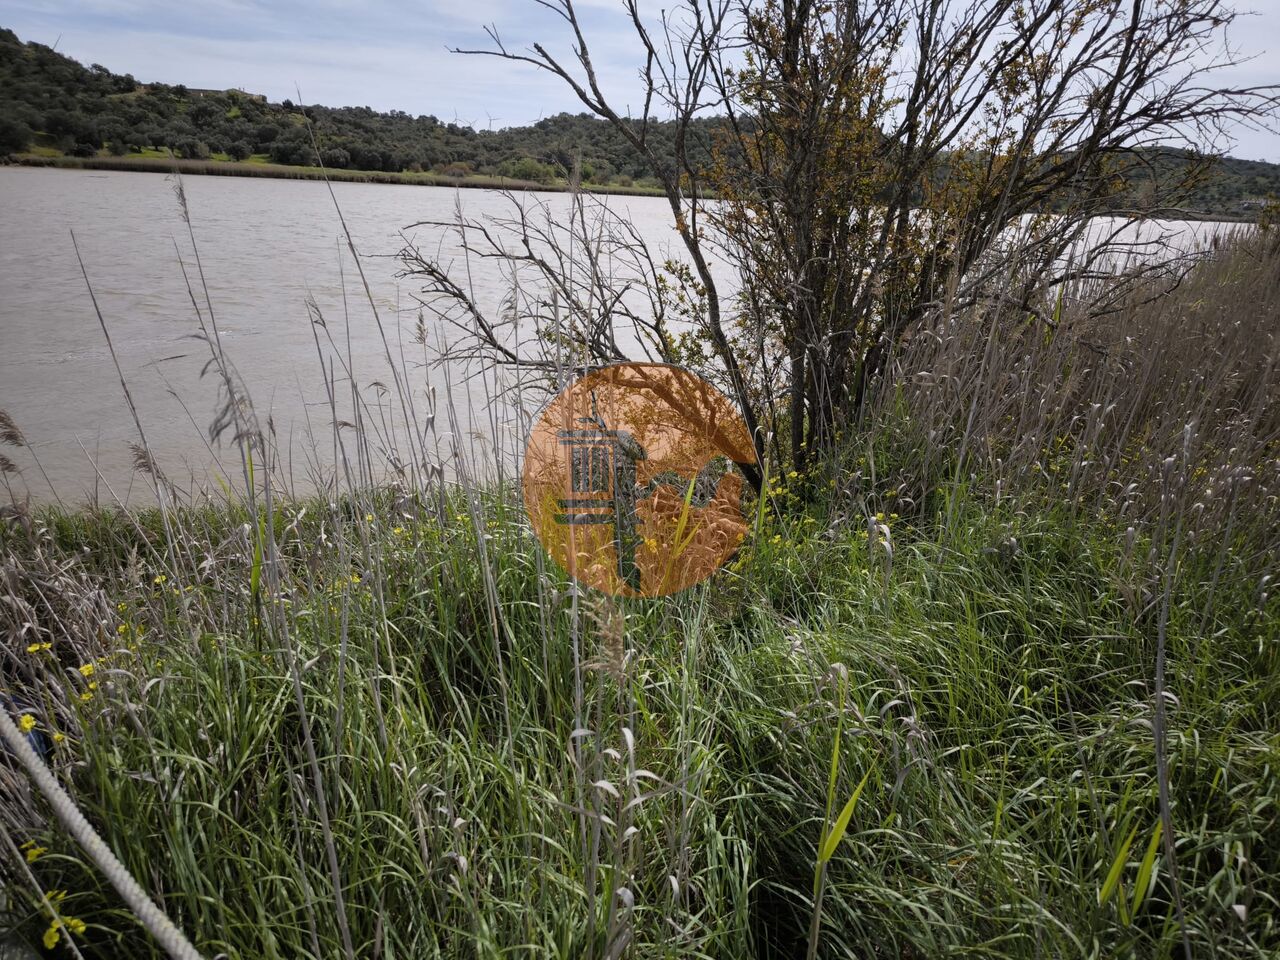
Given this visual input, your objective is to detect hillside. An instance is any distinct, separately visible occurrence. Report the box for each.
[0,26,696,191]
[1,25,1277,212]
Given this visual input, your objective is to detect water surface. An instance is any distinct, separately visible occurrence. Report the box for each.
[0,167,1241,503]
[0,167,685,502]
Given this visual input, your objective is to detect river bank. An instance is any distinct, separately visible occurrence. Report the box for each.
[1,436,1275,957]
[7,152,669,198]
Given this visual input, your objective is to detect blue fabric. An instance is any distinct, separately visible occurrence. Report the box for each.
[1,694,52,761]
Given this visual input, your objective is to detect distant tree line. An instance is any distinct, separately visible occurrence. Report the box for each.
[0,25,1275,212]
[0,27,713,187]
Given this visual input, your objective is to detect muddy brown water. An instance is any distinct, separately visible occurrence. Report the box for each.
[0,166,1242,504]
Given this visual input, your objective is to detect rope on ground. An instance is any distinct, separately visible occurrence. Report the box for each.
[0,705,205,960]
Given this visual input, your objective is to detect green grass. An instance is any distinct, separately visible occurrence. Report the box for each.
[1,480,1275,958]
[10,151,669,197]
[0,169,1276,960]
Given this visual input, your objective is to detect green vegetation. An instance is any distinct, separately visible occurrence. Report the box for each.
[0,26,683,192]
[1,24,1276,212]
[2,1,1278,951]
[3,482,1274,958]
[11,152,666,196]
[1,220,1276,957]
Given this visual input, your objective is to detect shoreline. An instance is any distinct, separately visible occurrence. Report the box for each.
[7,154,1258,222]
[7,153,669,198]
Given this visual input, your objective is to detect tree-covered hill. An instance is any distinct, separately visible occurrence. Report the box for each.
[1,25,1277,212]
[0,26,700,189]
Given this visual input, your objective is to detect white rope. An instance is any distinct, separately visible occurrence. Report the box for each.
[0,706,205,960]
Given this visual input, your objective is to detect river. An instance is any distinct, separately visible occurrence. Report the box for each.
[0,167,695,503]
[0,166,1244,504]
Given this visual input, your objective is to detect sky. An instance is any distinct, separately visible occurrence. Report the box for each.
[4,0,1279,161]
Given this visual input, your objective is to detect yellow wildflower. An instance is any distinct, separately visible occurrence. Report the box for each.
[26,642,52,653]
[25,844,47,863]
[18,714,36,734]
[153,574,167,585]
[365,513,375,522]
[117,623,128,635]
[79,663,95,678]
[66,918,86,935]
[52,732,65,744]
[79,692,93,704]
[43,925,59,950]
